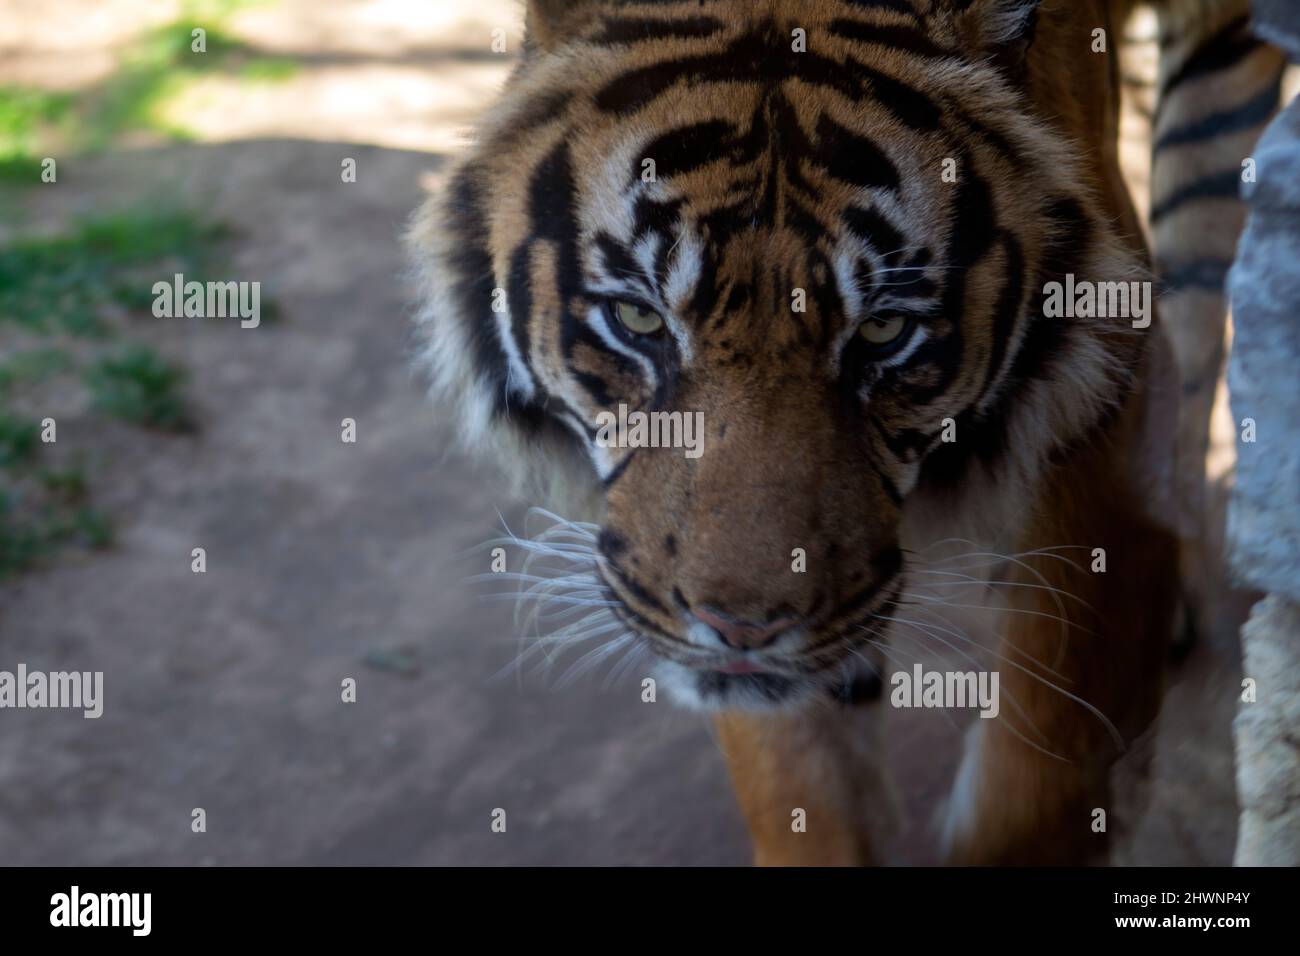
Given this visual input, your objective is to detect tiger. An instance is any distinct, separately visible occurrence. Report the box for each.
[406,0,1286,865]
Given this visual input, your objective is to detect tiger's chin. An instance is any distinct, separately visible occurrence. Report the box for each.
[652,658,866,713]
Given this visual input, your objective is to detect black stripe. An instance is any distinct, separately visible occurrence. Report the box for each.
[686,243,721,319]
[828,19,947,58]
[590,15,725,45]
[900,169,995,406]
[573,369,619,406]
[947,167,997,269]
[1149,169,1242,223]
[595,23,862,114]
[595,53,714,114]
[443,169,539,423]
[784,196,830,246]
[842,0,916,16]
[501,89,573,144]
[601,452,634,488]
[918,196,1088,491]
[814,114,899,190]
[597,528,629,559]
[1005,311,1066,399]
[605,560,671,616]
[830,670,883,706]
[874,420,935,461]
[697,201,748,250]
[805,247,846,350]
[632,194,685,241]
[1022,197,1092,382]
[1154,82,1279,151]
[530,142,580,280]
[843,205,904,261]
[879,267,935,300]
[531,143,586,378]
[942,101,1024,167]
[606,586,686,647]
[1160,14,1259,100]
[976,232,1025,407]
[845,56,942,131]
[594,233,652,296]
[722,282,751,317]
[636,119,735,183]
[1158,257,1233,294]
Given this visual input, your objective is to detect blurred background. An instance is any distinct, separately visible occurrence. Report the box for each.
[0,0,1262,864]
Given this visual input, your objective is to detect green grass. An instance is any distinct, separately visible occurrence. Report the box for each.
[0,348,72,393]
[82,21,241,149]
[0,0,296,170]
[0,418,118,578]
[0,88,72,185]
[0,415,41,468]
[0,154,51,184]
[0,203,239,578]
[0,1,282,578]
[82,12,299,148]
[85,345,192,432]
[0,467,114,580]
[0,209,226,333]
[0,88,72,157]
[0,0,279,577]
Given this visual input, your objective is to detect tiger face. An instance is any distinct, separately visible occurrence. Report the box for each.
[409,0,1146,711]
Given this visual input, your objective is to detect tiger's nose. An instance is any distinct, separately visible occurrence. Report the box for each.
[693,606,795,651]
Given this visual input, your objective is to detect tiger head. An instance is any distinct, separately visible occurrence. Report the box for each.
[408,0,1147,710]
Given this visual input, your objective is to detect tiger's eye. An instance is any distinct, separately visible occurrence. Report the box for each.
[614,301,665,335]
[858,315,907,346]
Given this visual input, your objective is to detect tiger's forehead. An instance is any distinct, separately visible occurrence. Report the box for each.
[471,0,1068,370]
[492,9,986,332]
[563,90,954,343]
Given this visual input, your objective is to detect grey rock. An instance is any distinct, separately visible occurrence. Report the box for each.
[1227,101,1300,602]
[1254,0,1300,62]
[1233,595,1300,865]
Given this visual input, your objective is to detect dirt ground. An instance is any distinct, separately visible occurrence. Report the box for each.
[0,0,1253,865]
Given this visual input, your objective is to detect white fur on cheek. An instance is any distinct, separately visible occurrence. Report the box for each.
[662,230,703,307]
[494,302,539,403]
[654,659,709,710]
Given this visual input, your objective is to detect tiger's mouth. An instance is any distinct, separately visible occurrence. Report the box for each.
[689,669,805,709]
[600,570,902,712]
[651,646,887,712]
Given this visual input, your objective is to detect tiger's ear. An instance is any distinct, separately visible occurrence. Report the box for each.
[929,0,1042,64]
[526,0,598,51]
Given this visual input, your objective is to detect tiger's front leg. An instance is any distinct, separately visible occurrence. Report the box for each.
[714,696,897,866]
[940,419,1179,865]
